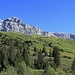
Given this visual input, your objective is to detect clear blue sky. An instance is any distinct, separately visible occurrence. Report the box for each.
[0,0,75,33]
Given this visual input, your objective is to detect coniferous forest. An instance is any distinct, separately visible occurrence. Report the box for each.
[0,31,75,75]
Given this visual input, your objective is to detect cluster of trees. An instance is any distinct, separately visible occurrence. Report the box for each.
[0,33,75,75]
[34,46,61,70]
[0,46,29,70]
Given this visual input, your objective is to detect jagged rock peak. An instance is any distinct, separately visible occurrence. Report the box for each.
[3,17,24,25]
[0,17,75,40]
[6,17,20,20]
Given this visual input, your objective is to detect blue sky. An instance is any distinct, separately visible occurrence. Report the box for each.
[0,0,75,33]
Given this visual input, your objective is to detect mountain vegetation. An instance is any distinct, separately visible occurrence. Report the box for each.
[0,31,75,75]
[1,17,75,40]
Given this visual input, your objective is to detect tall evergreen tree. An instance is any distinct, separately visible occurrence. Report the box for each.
[0,46,8,70]
[34,47,37,52]
[71,56,75,70]
[53,46,60,68]
[42,46,47,56]
[8,46,16,66]
[36,49,44,69]
[22,47,29,66]
[14,49,23,68]
[49,48,52,61]
[34,58,37,69]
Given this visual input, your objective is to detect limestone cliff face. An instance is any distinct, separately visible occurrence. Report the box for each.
[0,17,42,35]
[53,32,75,40]
[53,33,70,39]
[0,17,75,40]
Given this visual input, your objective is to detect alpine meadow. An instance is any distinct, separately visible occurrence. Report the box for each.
[0,31,75,75]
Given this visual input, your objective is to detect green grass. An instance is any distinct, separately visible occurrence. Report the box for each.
[1,31,75,53]
[61,58,73,69]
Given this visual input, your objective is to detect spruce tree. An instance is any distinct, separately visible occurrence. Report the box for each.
[49,48,52,61]
[0,46,8,70]
[71,56,75,70]
[53,46,60,68]
[34,58,37,69]
[15,50,23,66]
[36,49,44,69]
[42,46,47,56]
[34,47,37,52]
[8,46,16,66]
[22,47,29,66]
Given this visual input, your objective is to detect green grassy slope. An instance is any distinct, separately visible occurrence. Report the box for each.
[0,31,75,74]
[1,31,75,53]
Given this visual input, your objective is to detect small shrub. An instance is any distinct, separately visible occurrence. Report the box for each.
[62,56,72,59]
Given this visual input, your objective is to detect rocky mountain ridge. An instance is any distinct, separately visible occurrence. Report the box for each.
[0,17,75,40]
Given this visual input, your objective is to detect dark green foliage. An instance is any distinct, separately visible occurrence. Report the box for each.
[0,32,74,75]
[48,42,52,47]
[16,62,27,75]
[43,65,58,75]
[34,47,37,52]
[62,56,72,59]
[15,50,23,67]
[0,46,8,71]
[24,41,32,46]
[72,71,75,75]
[53,46,61,68]
[0,66,18,75]
[42,46,47,56]
[71,56,75,70]
[36,50,44,69]
[8,46,16,66]
[22,47,29,66]
[34,58,37,69]
[49,48,52,61]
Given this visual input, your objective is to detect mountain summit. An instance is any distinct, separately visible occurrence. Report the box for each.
[0,17,54,36]
[0,17,75,40]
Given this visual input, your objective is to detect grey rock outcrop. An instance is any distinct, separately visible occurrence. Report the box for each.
[0,17,75,40]
[0,17,42,35]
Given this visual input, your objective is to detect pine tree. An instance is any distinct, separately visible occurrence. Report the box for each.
[15,50,23,65]
[36,49,44,69]
[34,47,37,52]
[34,58,37,69]
[71,56,75,70]
[22,47,29,66]
[8,46,16,66]
[0,46,8,70]
[42,46,47,56]
[48,42,52,47]
[53,46,60,68]
[49,48,52,61]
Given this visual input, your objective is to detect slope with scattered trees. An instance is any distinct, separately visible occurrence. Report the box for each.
[0,31,75,75]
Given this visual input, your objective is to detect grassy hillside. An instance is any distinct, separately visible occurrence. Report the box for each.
[0,31,75,75]
[1,31,75,53]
